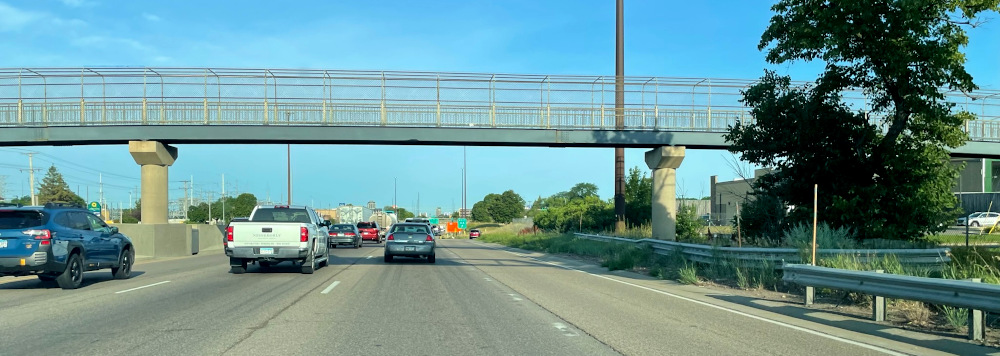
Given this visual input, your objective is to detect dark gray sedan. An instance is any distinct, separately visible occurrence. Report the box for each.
[384,223,436,263]
[328,224,362,248]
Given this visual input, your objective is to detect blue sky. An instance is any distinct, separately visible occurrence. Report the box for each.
[1,0,998,215]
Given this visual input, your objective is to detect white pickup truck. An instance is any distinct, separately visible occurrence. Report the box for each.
[225,205,331,274]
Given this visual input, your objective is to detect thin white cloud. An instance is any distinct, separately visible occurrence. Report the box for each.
[60,0,96,7]
[142,13,160,22]
[0,2,44,31]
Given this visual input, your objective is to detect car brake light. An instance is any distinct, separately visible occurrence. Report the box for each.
[300,227,309,242]
[275,205,289,209]
[227,226,234,241]
[345,232,356,236]
[426,234,434,241]
[24,229,51,239]
[387,234,394,241]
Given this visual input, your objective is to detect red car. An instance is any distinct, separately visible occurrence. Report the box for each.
[469,229,481,239]
[357,221,383,244]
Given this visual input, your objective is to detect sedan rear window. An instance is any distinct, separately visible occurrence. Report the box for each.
[0,210,47,229]
[391,225,429,234]
[357,222,376,229]
[329,225,355,231]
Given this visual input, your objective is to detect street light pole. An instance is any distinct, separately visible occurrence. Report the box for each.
[287,144,292,205]
[613,0,627,233]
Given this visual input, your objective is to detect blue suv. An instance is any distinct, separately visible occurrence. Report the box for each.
[0,203,135,289]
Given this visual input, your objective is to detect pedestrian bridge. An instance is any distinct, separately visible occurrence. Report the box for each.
[1,67,998,157]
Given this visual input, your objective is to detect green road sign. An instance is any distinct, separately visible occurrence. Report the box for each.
[429,218,439,225]
[458,218,467,229]
[88,201,101,212]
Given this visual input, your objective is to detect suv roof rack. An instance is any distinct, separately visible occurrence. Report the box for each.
[44,202,84,209]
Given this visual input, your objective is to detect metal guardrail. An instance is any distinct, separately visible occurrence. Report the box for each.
[0,68,998,142]
[783,264,997,340]
[572,233,952,267]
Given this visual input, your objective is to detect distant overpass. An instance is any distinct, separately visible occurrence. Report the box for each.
[1,67,998,157]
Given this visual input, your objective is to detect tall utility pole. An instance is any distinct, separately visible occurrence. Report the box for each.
[180,180,190,220]
[417,192,420,217]
[22,153,39,205]
[221,174,226,222]
[287,144,292,205]
[99,173,105,218]
[393,177,397,209]
[613,0,627,233]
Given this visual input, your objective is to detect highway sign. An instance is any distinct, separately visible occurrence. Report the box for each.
[429,218,439,225]
[458,218,467,229]
[88,201,101,212]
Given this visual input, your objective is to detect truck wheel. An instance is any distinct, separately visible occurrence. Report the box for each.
[230,258,247,274]
[301,259,315,274]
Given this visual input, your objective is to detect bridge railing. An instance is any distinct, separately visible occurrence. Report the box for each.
[0,68,998,141]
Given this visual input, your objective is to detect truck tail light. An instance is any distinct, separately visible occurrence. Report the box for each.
[300,227,309,242]
[227,226,234,241]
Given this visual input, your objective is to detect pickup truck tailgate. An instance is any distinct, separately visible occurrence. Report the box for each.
[231,222,303,248]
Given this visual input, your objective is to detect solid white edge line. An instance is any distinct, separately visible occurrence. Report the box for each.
[473,241,908,356]
[115,281,171,294]
[321,281,341,294]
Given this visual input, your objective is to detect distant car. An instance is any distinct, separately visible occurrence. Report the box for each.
[0,203,135,289]
[356,221,383,244]
[967,212,1000,228]
[329,224,363,248]
[384,223,435,263]
[469,229,481,239]
[957,212,983,226]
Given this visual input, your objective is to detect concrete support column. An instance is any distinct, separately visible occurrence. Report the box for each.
[645,146,685,240]
[129,141,177,224]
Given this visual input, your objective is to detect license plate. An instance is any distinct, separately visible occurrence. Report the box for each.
[0,240,7,248]
[404,246,415,251]
[337,233,344,237]
[260,248,274,254]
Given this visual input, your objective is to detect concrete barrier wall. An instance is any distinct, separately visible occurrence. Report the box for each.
[193,224,225,252]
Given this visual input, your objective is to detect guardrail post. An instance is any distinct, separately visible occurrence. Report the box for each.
[80,99,85,124]
[968,278,985,341]
[17,99,22,125]
[203,98,209,124]
[322,100,327,125]
[872,270,885,322]
[805,286,814,306]
[263,100,269,125]
[142,98,147,124]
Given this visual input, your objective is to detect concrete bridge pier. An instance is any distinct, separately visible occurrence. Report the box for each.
[645,146,685,241]
[129,141,177,224]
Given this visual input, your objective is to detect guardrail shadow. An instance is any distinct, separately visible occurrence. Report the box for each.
[0,271,147,289]
[705,293,998,354]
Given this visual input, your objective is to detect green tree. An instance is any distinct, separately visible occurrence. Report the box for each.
[231,193,258,218]
[187,203,209,223]
[624,167,651,227]
[727,0,998,240]
[37,166,85,206]
[9,195,32,206]
[450,211,460,219]
[470,200,492,222]
[395,207,415,220]
[675,204,702,242]
[484,190,525,224]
